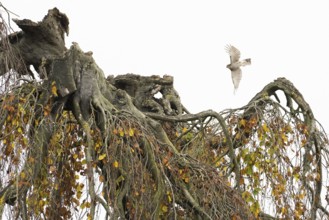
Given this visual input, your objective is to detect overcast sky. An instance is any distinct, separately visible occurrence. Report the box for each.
[2,0,329,132]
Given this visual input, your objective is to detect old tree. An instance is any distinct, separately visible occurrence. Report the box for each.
[0,7,328,220]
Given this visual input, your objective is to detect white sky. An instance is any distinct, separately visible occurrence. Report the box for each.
[2,0,329,132]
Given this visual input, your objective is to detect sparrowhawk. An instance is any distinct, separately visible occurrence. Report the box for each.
[225,45,251,93]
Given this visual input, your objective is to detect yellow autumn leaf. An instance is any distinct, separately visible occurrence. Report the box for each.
[298,191,305,200]
[113,160,119,168]
[128,128,134,136]
[43,105,51,116]
[262,123,270,132]
[281,133,288,143]
[161,205,168,213]
[119,128,124,137]
[98,153,106,161]
[51,81,58,97]
[22,137,28,146]
[99,175,105,182]
[20,172,26,179]
[167,191,172,202]
[47,157,53,165]
[235,132,241,140]
[239,119,246,127]
[18,104,25,114]
[77,184,83,191]
[182,127,188,133]
[80,202,86,209]
[94,142,101,150]
[39,200,45,207]
[250,201,260,216]
[281,206,286,214]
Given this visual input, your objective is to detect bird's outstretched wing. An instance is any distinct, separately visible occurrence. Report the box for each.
[225,44,241,63]
[231,68,242,93]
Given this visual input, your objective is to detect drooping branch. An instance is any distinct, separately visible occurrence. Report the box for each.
[145,110,241,190]
[249,77,314,122]
[245,78,324,215]
[1,7,328,220]
[229,77,318,151]
[215,77,328,218]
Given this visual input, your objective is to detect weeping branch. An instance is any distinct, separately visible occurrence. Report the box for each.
[0,7,328,220]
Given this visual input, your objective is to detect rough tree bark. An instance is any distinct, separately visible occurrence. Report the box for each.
[0,7,328,220]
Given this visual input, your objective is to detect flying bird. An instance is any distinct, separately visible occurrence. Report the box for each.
[225,45,251,93]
